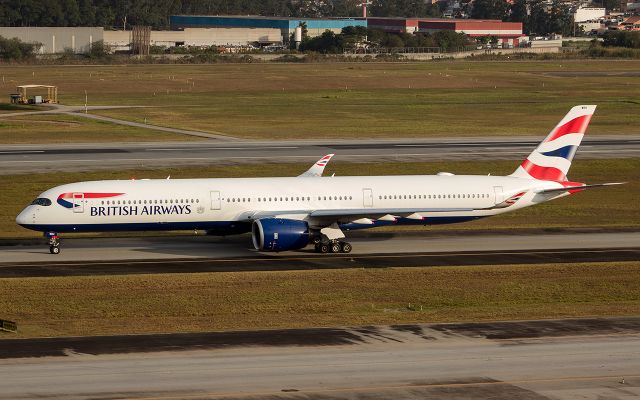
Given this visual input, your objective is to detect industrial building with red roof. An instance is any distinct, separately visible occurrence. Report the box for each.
[367,17,525,47]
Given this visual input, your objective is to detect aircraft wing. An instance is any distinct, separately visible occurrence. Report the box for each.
[246,207,473,224]
[298,154,334,177]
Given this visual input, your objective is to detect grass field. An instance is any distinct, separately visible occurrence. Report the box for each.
[0,61,638,140]
[0,262,638,338]
[3,158,638,239]
[0,114,198,144]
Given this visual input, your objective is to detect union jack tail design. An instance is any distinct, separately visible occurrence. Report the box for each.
[316,154,332,167]
[510,105,596,181]
[299,154,335,177]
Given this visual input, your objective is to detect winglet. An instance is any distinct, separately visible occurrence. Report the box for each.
[298,154,334,177]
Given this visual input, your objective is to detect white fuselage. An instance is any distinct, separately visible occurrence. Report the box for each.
[16,174,564,234]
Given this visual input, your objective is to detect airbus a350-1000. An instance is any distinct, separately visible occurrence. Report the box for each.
[17,105,621,254]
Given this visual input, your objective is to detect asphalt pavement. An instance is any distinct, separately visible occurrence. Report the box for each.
[1,136,638,174]
[1,230,638,277]
[1,317,638,399]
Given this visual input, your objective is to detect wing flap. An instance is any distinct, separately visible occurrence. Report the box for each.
[247,207,473,224]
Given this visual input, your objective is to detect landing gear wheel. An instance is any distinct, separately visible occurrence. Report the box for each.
[330,242,341,253]
[46,232,61,255]
[341,242,352,253]
[320,244,330,253]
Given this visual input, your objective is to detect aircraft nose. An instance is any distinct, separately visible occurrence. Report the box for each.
[16,207,31,226]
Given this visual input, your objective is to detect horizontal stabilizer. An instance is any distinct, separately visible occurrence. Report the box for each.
[534,182,625,195]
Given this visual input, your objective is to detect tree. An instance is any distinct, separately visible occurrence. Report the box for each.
[433,30,470,51]
[370,0,434,17]
[341,25,367,50]
[79,0,97,26]
[300,30,341,53]
[470,0,510,20]
[528,0,548,35]
[0,35,41,60]
[602,31,640,48]
[601,0,619,12]
[508,0,528,28]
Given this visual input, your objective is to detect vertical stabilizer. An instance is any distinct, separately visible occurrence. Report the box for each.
[510,105,596,181]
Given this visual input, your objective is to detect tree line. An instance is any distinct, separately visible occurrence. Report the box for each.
[0,0,442,29]
[0,0,603,37]
[300,26,472,53]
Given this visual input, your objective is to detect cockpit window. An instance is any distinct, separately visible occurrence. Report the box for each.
[31,198,52,206]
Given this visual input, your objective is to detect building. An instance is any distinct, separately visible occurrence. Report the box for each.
[0,27,103,54]
[621,15,640,30]
[418,19,525,47]
[621,0,640,12]
[170,15,367,41]
[104,28,282,52]
[573,7,606,23]
[366,17,421,33]
[366,17,524,47]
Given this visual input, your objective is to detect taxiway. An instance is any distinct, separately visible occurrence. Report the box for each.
[1,136,638,174]
[1,231,638,277]
[0,317,638,399]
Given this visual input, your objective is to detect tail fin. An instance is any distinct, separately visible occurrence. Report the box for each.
[510,105,596,181]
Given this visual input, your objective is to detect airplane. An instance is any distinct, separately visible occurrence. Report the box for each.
[17,105,622,255]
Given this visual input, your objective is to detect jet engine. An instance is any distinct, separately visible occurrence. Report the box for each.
[252,218,310,252]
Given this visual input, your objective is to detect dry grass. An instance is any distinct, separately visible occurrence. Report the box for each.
[4,158,638,238]
[0,262,638,338]
[0,114,198,144]
[0,61,638,140]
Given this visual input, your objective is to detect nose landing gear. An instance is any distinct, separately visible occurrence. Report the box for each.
[46,232,60,254]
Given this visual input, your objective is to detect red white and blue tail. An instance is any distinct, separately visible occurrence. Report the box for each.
[298,154,335,177]
[510,105,596,181]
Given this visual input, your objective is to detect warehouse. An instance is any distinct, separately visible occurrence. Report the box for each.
[366,17,421,33]
[418,19,525,47]
[0,27,103,54]
[170,15,367,41]
[104,28,282,52]
[367,17,524,47]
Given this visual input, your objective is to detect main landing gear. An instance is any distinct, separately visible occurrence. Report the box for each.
[46,232,60,254]
[313,239,352,254]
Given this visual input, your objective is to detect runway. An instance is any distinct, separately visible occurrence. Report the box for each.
[1,231,638,277]
[1,135,638,173]
[1,317,638,399]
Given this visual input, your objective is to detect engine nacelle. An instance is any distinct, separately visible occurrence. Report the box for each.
[252,218,310,252]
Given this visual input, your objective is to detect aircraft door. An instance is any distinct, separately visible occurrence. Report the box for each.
[363,188,373,208]
[210,191,221,210]
[493,186,504,204]
[72,193,84,213]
